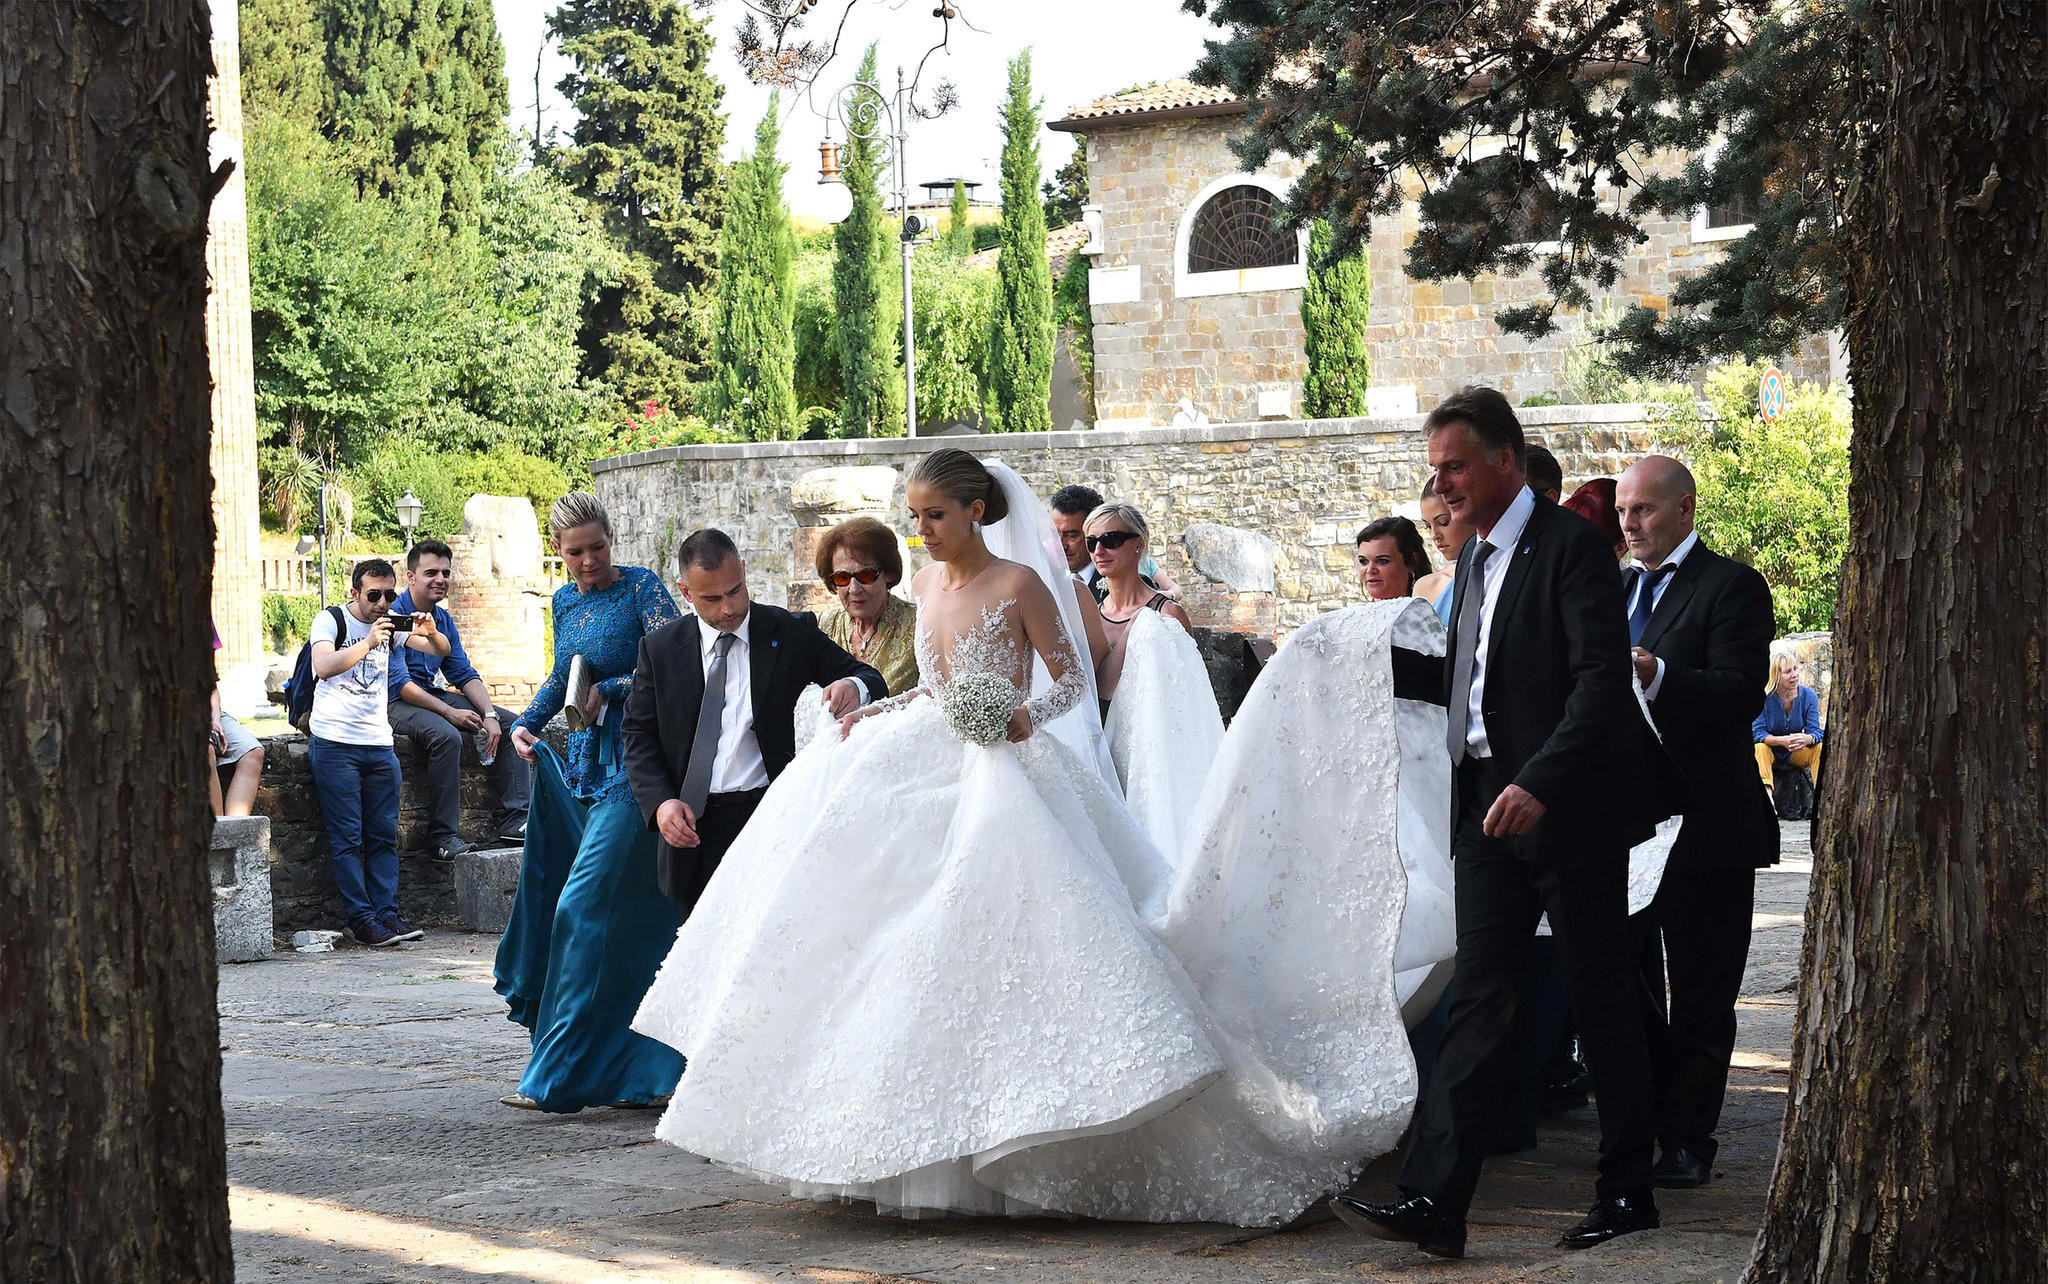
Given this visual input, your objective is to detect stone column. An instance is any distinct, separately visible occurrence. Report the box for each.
[786,467,903,612]
[206,0,266,714]
[444,496,550,712]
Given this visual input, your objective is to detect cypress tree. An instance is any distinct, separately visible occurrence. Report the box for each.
[945,180,973,255]
[320,0,510,229]
[550,0,728,413]
[832,44,903,437]
[709,95,798,440]
[239,0,325,131]
[1300,219,1372,418]
[986,50,1053,435]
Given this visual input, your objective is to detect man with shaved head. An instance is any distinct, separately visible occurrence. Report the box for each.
[1614,454,1779,1190]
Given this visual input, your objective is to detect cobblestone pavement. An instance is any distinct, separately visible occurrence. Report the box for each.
[225,826,1811,1283]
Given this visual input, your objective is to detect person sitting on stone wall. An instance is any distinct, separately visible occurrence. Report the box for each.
[1526,443,1565,503]
[209,617,264,817]
[814,517,920,697]
[309,558,448,948]
[1355,516,1434,601]
[1754,647,1824,819]
[388,539,533,860]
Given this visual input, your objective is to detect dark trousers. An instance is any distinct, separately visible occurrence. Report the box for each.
[388,691,531,844]
[1397,758,1656,1213]
[656,787,766,917]
[308,736,402,928]
[1639,827,1756,1164]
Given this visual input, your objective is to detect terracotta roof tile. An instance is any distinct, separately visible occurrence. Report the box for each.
[1054,79,1245,127]
[963,221,1093,271]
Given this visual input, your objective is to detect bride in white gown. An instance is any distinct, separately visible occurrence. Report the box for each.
[631,449,1450,1225]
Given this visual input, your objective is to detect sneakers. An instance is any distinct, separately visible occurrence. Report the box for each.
[381,913,425,943]
[496,813,528,844]
[433,836,476,863]
[350,919,401,948]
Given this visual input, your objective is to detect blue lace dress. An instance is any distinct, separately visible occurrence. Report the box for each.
[495,565,686,1111]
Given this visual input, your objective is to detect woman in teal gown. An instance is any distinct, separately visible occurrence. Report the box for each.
[499,492,684,1112]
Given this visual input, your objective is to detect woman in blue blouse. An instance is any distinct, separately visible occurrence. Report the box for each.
[498,492,684,1112]
[1754,648,1824,805]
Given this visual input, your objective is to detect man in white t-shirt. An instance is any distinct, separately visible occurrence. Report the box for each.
[308,558,448,947]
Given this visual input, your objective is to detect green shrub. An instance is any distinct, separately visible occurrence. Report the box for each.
[342,440,467,543]
[262,593,323,653]
[451,452,572,541]
[970,225,1001,253]
[1660,360,1850,632]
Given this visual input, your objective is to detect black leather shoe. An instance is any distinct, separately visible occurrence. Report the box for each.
[1652,1145,1712,1188]
[1559,1192,1660,1249]
[1329,1193,1467,1259]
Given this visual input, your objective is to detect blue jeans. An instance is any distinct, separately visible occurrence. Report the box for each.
[309,737,402,927]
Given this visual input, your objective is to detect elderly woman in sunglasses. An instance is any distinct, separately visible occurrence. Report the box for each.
[814,516,920,697]
[1086,504,1193,711]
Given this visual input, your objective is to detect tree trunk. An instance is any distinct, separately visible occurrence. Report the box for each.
[0,3,233,1281]
[1747,3,2048,1279]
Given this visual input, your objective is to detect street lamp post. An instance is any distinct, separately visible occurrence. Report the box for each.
[396,488,423,550]
[822,67,926,439]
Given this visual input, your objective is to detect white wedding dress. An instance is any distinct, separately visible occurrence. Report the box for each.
[631,469,1452,1226]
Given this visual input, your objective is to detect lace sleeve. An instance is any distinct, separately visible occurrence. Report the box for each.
[1022,611,1089,731]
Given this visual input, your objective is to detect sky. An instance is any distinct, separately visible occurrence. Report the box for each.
[493,0,1219,220]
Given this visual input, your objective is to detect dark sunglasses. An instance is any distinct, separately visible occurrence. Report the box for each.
[1086,531,1139,552]
[362,589,398,604]
[828,568,885,588]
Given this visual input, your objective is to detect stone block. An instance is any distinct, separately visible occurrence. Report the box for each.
[1182,523,1277,593]
[211,815,274,963]
[454,846,525,934]
[463,495,542,579]
[789,466,897,524]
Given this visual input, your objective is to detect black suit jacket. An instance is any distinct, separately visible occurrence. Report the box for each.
[621,602,885,835]
[1445,498,1660,863]
[1632,543,1781,869]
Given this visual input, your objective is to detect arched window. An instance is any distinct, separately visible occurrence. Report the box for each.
[1173,175,1309,298]
[1186,185,1296,273]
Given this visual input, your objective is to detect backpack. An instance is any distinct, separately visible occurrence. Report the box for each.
[285,606,350,733]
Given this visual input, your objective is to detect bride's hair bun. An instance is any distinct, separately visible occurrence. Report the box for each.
[910,448,1008,524]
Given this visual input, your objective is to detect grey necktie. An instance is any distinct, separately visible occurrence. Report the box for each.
[1446,541,1496,766]
[679,631,735,816]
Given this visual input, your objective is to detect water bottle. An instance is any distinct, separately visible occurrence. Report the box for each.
[475,726,496,767]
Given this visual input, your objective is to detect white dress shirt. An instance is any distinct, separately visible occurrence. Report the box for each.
[700,614,874,795]
[1629,528,1699,701]
[1465,485,1538,759]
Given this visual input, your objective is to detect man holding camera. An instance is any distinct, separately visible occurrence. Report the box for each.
[309,558,448,947]
[388,540,532,860]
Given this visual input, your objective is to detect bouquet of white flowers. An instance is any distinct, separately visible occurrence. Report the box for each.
[941,671,1020,746]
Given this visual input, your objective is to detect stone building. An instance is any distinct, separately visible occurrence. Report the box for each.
[207,0,266,713]
[1050,80,1836,426]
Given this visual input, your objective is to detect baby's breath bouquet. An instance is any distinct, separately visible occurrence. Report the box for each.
[941,671,1020,746]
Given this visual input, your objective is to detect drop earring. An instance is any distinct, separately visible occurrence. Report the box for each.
[972,520,982,534]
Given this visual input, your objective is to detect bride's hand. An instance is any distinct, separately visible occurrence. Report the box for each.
[1005,707,1034,743]
[838,704,880,739]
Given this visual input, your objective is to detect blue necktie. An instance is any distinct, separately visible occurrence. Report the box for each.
[1630,564,1675,647]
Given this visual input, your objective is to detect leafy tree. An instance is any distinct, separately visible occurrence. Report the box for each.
[550,0,728,413]
[944,179,974,255]
[1191,1,2048,1275]
[985,49,1053,435]
[912,254,996,428]
[709,95,800,439]
[790,246,842,413]
[832,44,903,436]
[1299,219,1371,418]
[1042,140,1087,229]
[320,0,510,230]
[238,0,325,130]
[1663,363,1849,633]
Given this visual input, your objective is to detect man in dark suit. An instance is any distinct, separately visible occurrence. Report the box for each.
[622,528,886,917]
[1333,387,1661,1258]
[1616,455,1779,1189]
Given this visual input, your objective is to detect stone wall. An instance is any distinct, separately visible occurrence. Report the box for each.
[1077,116,1835,424]
[591,405,1663,633]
